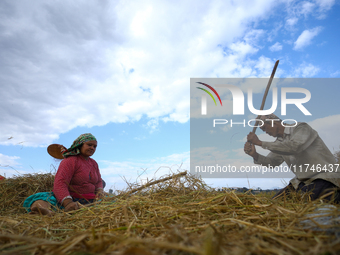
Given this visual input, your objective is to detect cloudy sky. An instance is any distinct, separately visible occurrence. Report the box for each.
[1,0,339,191]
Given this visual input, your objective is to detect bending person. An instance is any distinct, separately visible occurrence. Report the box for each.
[24,133,104,215]
[244,114,340,203]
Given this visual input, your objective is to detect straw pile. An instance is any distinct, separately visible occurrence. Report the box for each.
[0,172,339,255]
[0,173,55,214]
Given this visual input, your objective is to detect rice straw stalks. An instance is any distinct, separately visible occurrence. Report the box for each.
[1,171,340,254]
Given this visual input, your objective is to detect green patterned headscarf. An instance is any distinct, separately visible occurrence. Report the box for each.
[62,133,97,158]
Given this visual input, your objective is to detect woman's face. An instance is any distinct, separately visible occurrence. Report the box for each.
[80,140,97,158]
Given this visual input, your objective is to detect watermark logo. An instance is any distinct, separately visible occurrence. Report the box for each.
[190,78,326,179]
[196,82,222,115]
[199,83,311,116]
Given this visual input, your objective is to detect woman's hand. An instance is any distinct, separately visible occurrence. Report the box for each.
[96,189,105,199]
[62,198,80,212]
[64,202,80,212]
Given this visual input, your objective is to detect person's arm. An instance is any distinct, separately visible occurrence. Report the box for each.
[255,152,285,167]
[244,142,284,167]
[262,123,318,155]
[53,158,76,204]
[53,158,82,212]
[93,160,104,198]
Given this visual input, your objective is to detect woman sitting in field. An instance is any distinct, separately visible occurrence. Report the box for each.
[23,133,104,216]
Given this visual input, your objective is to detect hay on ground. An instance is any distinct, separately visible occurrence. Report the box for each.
[0,172,339,255]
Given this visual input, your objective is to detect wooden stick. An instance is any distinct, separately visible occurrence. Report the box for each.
[252,60,279,133]
[123,171,187,196]
[74,172,188,210]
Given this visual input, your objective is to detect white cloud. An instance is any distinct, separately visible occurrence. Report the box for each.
[284,0,335,24]
[315,0,335,17]
[0,0,286,147]
[269,42,282,52]
[267,23,283,42]
[0,153,20,167]
[244,29,265,45]
[300,2,316,16]
[308,115,340,153]
[330,71,340,77]
[134,136,147,141]
[1,0,336,148]
[293,26,323,50]
[144,118,159,133]
[99,151,190,190]
[254,56,275,75]
[228,41,259,57]
[285,17,298,28]
[293,63,320,77]
[0,153,25,177]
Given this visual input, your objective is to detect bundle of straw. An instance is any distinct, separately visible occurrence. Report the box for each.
[0,173,55,214]
[0,172,339,255]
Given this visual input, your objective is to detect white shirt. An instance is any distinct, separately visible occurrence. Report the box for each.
[255,122,340,189]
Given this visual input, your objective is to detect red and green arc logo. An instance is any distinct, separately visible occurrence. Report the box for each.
[196,82,223,106]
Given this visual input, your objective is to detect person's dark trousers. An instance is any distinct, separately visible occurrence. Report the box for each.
[73,198,95,205]
[273,179,340,203]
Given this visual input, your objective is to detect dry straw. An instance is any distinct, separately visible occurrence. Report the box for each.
[0,172,339,255]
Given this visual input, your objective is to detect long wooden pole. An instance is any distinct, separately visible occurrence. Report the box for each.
[252,60,279,133]
[76,171,188,209]
[123,171,187,196]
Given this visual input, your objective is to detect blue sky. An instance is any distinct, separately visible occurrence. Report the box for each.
[1,0,339,191]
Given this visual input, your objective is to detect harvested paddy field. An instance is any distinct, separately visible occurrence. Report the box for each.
[0,172,339,255]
